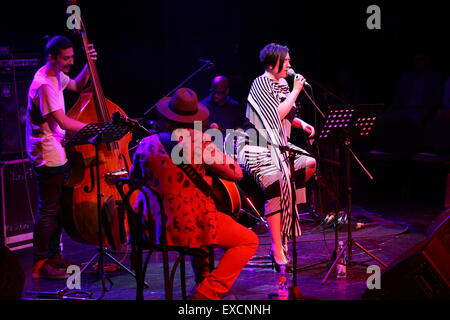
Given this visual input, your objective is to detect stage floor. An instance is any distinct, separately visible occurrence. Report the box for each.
[16,203,438,300]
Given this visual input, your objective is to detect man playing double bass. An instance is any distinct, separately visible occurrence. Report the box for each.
[26,35,97,279]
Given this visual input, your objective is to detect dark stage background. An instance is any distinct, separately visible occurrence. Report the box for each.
[1,1,447,116]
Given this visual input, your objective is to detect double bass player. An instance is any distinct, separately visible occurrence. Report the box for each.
[26,35,97,279]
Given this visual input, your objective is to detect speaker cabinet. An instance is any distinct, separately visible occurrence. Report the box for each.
[0,80,31,157]
[1,158,37,250]
[362,211,450,299]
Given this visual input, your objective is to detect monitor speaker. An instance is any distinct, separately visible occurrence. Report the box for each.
[362,210,450,299]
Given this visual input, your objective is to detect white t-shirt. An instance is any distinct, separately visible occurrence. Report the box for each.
[26,65,71,167]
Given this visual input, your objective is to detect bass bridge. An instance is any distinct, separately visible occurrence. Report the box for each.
[105,168,129,185]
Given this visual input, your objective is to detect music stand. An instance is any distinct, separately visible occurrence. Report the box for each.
[316,104,388,284]
[62,121,145,298]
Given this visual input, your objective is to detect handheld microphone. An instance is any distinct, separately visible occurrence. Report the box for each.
[287,68,311,87]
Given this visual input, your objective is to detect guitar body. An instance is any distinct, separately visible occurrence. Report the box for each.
[212,177,241,218]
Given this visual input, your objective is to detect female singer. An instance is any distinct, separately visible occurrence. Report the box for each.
[237,43,316,271]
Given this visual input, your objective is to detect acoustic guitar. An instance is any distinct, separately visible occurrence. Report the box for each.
[212,176,242,218]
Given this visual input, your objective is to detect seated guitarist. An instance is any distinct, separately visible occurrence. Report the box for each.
[129,88,258,300]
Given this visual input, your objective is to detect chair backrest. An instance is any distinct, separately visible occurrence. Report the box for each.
[116,178,167,249]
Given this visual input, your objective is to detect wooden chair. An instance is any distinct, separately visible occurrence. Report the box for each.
[116,178,214,300]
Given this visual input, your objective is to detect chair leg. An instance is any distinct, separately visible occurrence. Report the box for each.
[137,247,144,300]
[169,254,184,300]
[163,249,172,300]
[142,250,153,278]
[180,255,187,300]
[208,247,215,272]
[130,244,144,300]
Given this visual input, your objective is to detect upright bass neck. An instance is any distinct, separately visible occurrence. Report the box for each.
[76,18,110,123]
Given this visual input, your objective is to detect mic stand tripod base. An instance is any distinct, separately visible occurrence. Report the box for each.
[76,245,150,286]
[349,240,388,268]
[297,217,340,273]
[321,241,348,285]
[320,237,388,285]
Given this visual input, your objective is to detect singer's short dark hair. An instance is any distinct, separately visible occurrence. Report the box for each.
[259,43,289,73]
[45,35,73,59]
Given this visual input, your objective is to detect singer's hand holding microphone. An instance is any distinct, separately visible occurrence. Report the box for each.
[287,68,311,92]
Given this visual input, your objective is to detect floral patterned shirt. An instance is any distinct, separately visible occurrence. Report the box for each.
[130,128,242,248]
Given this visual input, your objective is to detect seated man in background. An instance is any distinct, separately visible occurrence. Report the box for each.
[201,75,245,131]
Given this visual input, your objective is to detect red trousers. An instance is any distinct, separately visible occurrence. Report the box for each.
[194,212,258,300]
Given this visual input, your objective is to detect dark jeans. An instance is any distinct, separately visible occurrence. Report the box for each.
[33,164,69,262]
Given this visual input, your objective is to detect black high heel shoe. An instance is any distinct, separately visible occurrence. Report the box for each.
[268,249,293,273]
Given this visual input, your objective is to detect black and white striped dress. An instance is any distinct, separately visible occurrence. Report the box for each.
[236,75,313,239]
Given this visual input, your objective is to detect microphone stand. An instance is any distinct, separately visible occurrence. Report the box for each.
[301,88,326,119]
[280,83,331,281]
[275,145,316,299]
[143,61,214,118]
[298,85,327,220]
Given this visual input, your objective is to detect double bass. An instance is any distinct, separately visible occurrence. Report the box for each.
[62,13,131,249]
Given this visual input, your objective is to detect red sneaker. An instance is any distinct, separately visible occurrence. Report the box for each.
[32,259,69,280]
[47,254,76,271]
